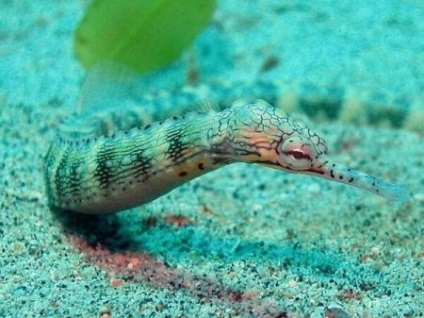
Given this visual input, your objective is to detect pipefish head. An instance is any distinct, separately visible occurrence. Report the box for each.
[227,99,409,202]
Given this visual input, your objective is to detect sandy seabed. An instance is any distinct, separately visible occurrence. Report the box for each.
[0,1,423,317]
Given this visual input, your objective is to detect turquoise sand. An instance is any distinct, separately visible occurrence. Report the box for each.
[0,1,423,317]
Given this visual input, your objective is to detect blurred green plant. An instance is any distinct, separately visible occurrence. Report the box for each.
[74,0,216,73]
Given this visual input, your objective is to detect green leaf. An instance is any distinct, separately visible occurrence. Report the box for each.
[74,0,216,73]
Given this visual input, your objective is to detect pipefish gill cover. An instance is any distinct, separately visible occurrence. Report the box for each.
[2,0,424,317]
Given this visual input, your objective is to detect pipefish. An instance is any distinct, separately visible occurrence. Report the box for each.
[44,71,409,214]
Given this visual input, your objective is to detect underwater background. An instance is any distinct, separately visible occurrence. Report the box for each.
[0,0,423,317]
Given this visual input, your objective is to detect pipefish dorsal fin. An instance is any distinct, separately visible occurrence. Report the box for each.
[76,62,139,115]
[59,63,155,140]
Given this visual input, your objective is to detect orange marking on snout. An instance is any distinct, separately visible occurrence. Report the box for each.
[241,128,281,163]
[244,128,278,146]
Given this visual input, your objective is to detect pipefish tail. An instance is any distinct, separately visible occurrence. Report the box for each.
[44,76,409,214]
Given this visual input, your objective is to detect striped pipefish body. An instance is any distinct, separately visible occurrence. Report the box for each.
[44,74,409,214]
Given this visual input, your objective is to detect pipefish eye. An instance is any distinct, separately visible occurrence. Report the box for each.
[279,137,315,170]
[291,150,305,159]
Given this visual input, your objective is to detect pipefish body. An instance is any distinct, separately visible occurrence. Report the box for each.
[44,75,409,214]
